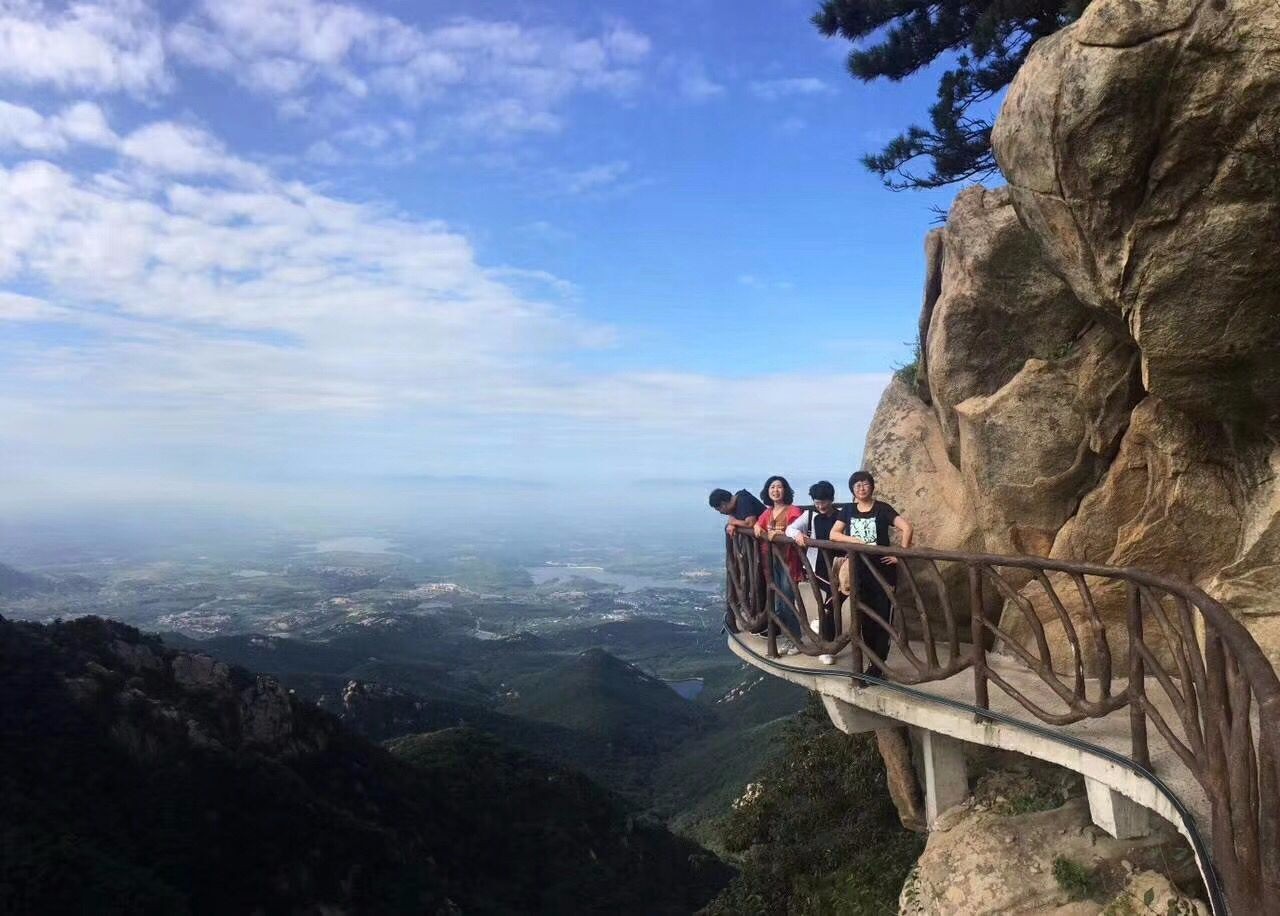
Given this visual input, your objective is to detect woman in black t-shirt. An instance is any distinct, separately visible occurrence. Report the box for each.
[830,471,913,677]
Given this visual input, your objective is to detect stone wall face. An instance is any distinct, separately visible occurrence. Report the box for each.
[862,0,1280,669]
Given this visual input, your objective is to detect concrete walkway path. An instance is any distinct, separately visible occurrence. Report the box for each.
[727,633,1210,845]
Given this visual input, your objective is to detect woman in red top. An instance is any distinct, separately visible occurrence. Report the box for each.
[753,475,804,642]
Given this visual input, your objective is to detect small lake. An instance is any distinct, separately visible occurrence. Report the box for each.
[311,537,396,554]
[666,678,705,700]
[525,565,718,593]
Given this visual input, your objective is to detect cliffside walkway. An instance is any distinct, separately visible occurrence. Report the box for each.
[723,530,1280,916]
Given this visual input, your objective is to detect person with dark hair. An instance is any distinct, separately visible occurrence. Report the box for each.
[830,470,914,678]
[786,480,850,664]
[709,487,766,535]
[711,486,769,636]
[753,475,804,652]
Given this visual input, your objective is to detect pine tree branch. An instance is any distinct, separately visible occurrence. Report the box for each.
[815,0,1091,189]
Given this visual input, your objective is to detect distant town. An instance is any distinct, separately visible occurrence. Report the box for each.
[0,533,725,643]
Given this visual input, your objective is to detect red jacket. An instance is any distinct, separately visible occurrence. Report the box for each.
[756,505,805,582]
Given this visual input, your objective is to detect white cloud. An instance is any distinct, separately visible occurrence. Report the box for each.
[556,160,632,196]
[750,77,832,101]
[0,100,117,152]
[0,2,653,161]
[603,25,651,63]
[168,1,652,144]
[0,101,268,185]
[119,121,269,184]
[738,273,794,292]
[0,129,609,415]
[304,138,341,165]
[56,100,118,145]
[676,61,725,102]
[0,290,64,321]
[0,0,168,95]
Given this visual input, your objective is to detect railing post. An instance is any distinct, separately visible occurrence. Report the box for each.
[766,551,779,658]
[723,533,735,632]
[849,549,863,682]
[828,548,842,638]
[969,564,989,721]
[1127,579,1151,770]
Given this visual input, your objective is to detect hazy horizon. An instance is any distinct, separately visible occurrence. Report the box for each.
[0,0,981,564]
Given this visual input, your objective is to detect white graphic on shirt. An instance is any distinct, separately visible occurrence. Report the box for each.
[849,517,877,544]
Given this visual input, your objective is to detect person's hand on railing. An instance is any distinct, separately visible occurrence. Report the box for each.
[793,533,809,548]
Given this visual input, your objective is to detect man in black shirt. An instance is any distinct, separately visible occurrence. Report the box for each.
[830,471,914,678]
[710,487,768,634]
[709,487,766,534]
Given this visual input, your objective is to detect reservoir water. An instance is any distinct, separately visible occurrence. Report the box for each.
[311,537,396,554]
[525,564,718,593]
[666,678,705,700]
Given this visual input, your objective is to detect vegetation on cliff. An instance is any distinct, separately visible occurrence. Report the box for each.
[0,615,730,914]
[703,695,924,914]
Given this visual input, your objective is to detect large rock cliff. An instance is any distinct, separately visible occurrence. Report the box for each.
[863,0,1280,668]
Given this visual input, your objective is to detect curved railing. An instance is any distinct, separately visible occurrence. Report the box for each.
[724,525,1280,916]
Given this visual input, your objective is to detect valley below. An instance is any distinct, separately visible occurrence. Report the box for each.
[3,532,908,913]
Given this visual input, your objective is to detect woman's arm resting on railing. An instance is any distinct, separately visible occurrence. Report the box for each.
[827,519,853,543]
[785,512,811,547]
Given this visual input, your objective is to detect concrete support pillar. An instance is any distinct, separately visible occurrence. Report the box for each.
[1085,777,1150,839]
[920,730,969,826]
[820,693,895,734]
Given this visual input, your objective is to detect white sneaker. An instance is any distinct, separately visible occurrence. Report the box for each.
[818,654,836,666]
[809,618,820,633]
[777,638,800,656]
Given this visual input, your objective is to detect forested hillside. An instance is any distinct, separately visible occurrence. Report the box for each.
[0,616,731,914]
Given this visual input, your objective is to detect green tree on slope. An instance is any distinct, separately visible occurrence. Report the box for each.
[814,0,1091,190]
[705,695,923,913]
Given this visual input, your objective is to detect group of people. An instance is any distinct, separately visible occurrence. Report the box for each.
[708,472,914,675]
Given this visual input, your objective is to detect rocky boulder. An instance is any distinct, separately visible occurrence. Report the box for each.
[994,0,1280,431]
[1002,397,1245,673]
[239,677,297,746]
[864,375,986,628]
[925,186,1093,463]
[955,326,1137,560]
[899,794,1204,915]
[1206,443,1280,668]
[170,652,232,692]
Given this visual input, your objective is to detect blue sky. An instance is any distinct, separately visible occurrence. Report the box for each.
[0,0,965,533]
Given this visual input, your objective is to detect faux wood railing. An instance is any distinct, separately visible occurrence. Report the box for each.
[724,527,1280,915]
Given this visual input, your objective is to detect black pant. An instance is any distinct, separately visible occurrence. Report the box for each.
[812,569,837,641]
[857,573,894,676]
